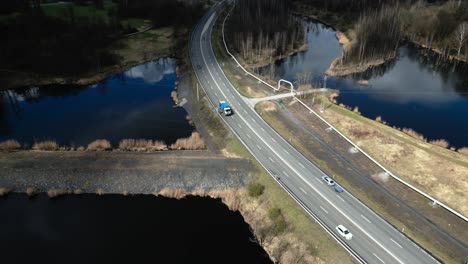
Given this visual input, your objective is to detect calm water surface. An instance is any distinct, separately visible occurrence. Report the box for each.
[0,194,272,264]
[260,20,468,148]
[0,58,193,146]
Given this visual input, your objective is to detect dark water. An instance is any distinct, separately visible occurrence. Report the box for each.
[259,20,468,148]
[0,58,193,146]
[0,194,272,264]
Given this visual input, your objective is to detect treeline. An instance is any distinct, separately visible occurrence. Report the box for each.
[0,9,121,76]
[226,0,305,65]
[294,0,468,64]
[116,0,205,29]
[0,0,205,78]
[342,5,401,64]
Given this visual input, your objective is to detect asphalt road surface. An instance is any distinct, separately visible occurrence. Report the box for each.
[190,3,440,264]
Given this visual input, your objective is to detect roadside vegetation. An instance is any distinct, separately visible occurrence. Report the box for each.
[0,134,206,152]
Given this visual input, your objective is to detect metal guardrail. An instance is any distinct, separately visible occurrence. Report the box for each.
[218,2,468,223]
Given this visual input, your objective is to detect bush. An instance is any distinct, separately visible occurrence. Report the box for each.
[87,139,112,151]
[458,147,468,156]
[429,139,449,149]
[0,140,21,152]
[33,140,59,151]
[273,218,288,234]
[247,182,265,197]
[402,128,426,142]
[119,139,167,151]
[169,132,205,150]
[268,207,281,221]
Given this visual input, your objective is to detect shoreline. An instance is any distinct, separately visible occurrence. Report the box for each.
[1,54,174,91]
[237,44,309,69]
[294,11,467,77]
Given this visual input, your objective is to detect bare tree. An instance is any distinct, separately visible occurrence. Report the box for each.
[453,22,468,57]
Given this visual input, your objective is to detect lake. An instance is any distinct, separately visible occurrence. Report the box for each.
[0,58,194,147]
[259,20,468,148]
[0,193,272,264]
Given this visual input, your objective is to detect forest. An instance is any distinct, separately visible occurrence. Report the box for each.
[226,0,306,66]
[0,0,204,79]
[293,0,468,65]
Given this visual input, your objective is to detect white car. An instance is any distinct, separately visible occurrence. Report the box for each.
[321,176,335,186]
[336,225,353,240]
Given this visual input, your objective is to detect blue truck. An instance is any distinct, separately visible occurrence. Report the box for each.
[219,101,232,116]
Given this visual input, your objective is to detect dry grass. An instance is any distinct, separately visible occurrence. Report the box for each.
[352,106,360,114]
[171,90,179,105]
[77,146,85,151]
[458,147,468,156]
[73,189,83,195]
[0,140,21,152]
[26,187,36,196]
[375,116,382,123]
[118,139,167,151]
[429,139,449,149]
[186,115,194,126]
[96,188,105,195]
[0,187,11,196]
[169,132,205,150]
[402,128,427,141]
[33,140,59,151]
[87,139,112,151]
[158,188,187,199]
[312,101,468,216]
[47,188,70,198]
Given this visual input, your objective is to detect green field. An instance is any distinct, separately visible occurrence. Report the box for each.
[41,2,146,29]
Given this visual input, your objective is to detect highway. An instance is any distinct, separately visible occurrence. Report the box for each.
[190,2,440,264]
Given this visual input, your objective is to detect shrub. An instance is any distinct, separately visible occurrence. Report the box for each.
[118,139,167,151]
[458,147,468,156]
[247,182,265,197]
[268,207,281,221]
[26,187,36,196]
[273,218,288,234]
[47,189,69,198]
[0,187,11,196]
[402,128,426,142]
[169,132,205,150]
[429,139,449,148]
[171,91,179,105]
[87,139,112,151]
[0,140,21,152]
[33,140,59,151]
[375,116,382,123]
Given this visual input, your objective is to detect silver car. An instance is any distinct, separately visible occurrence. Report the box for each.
[321,176,335,186]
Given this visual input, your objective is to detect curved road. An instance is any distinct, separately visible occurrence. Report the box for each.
[190,3,440,264]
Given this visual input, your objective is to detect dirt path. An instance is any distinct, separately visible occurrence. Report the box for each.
[0,151,252,195]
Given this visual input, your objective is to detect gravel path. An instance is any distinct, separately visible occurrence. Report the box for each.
[0,151,252,194]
